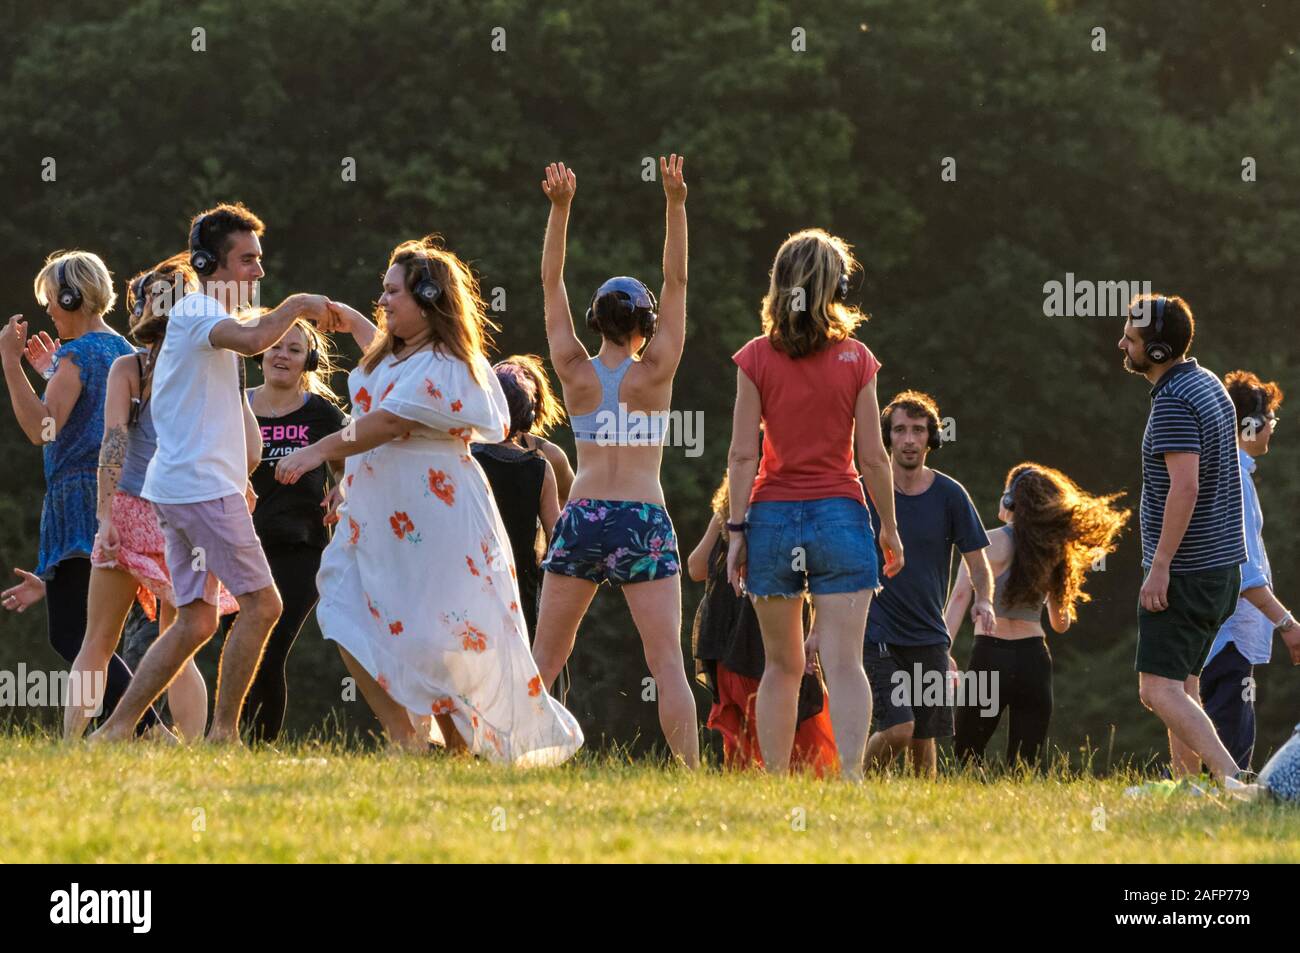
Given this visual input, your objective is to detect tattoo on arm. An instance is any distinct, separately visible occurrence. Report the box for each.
[99,425,128,468]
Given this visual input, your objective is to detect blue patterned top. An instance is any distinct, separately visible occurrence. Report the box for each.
[36,331,134,578]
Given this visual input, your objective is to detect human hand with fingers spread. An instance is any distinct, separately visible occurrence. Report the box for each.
[660,153,686,204]
[24,329,59,377]
[541,162,577,208]
[1,568,45,613]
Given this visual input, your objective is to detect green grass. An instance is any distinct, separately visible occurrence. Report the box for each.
[2,731,1297,863]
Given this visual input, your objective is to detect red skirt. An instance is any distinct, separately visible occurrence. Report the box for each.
[706,662,839,777]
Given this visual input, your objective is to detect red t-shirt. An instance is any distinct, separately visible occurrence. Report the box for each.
[733,335,881,504]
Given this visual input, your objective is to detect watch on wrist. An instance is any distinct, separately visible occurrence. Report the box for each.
[1279,613,1296,632]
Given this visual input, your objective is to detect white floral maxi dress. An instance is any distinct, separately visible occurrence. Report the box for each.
[315,348,584,766]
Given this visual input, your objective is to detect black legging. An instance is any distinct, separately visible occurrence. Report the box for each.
[954,635,1052,767]
[45,557,159,730]
[221,545,322,743]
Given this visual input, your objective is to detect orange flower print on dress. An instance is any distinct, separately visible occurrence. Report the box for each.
[377,674,390,692]
[355,387,372,413]
[345,474,354,488]
[450,399,463,413]
[348,516,361,544]
[389,511,417,542]
[460,622,488,653]
[389,620,404,636]
[528,675,542,698]
[424,379,442,400]
[466,556,480,577]
[431,697,456,716]
[427,469,455,506]
[380,381,395,402]
[366,594,381,620]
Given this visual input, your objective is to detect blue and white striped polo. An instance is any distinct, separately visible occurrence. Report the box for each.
[1140,359,1246,574]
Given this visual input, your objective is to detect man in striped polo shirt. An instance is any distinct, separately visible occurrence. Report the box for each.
[1118,293,1253,792]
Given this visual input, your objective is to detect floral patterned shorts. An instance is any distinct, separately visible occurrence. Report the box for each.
[541,498,679,586]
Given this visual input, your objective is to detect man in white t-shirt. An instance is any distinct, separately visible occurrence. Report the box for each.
[92,203,330,744]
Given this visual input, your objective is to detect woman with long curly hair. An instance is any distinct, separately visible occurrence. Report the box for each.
[945,463,1130,766]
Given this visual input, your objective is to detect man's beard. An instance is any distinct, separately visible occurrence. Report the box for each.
[1123,352,1150,375]
[894,450,923,471]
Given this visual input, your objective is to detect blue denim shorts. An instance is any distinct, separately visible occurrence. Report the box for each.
[744,496,878,597]
[541,498,680,586]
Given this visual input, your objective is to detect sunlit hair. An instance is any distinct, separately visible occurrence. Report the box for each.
[881,390,941,444]
[34,250,117,316]
[495,354,564,437]
[710,472,731,541]
[1001,463,1131,622]
[280,319,343,407]
[1224,369,1284,433]
[760,228,865,358]
[125,253,195,345]
[1127,292,1194,359]
[361,235,498,385]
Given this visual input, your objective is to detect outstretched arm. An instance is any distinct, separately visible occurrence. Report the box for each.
[540,163,589,374]
[208,294,329,356]
[642,154,687,376]
[2,316,82,445]
[273,410,414,484]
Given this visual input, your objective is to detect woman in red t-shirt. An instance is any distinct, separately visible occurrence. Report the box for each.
[726,228,903,780]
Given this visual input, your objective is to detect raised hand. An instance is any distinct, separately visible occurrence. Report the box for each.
[24,330,60,376]
[542,162,577,208]
[660,154,686,204]
[0,315,28,362]
[325,300,366,334]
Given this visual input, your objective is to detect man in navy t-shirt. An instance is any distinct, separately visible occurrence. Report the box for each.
[862,391,995,777]
[1118,294,1254,794]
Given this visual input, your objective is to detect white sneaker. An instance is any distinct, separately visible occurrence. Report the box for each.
[1222,773,1263,802]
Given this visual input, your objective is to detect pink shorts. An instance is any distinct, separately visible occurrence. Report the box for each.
[152,495,275,608]
[91,491,238,618]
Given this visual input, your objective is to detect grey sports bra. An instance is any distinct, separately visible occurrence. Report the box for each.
[569,356,667,445]
[992,526,1047,622]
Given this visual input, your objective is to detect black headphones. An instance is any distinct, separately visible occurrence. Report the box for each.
[189,214,218,276]
[1241,387,1270,435]
[130,272,153,320]
[255,340,321,374]
[1001,467,1034,511]
[880,404,943,451]
[1142,295,1172,364]
[410,255,443,309]
[584,278,658,341]
[56,261,83,311]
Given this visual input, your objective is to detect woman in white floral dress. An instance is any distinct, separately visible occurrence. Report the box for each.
[275,238,583,766]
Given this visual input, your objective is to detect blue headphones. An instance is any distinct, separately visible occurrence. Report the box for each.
[585,276,658,340]
[56,261,83,311]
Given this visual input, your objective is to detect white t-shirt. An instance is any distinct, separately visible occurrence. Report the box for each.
[141,292,248,504]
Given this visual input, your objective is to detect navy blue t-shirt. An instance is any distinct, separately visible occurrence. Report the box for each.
[1140,359,1246,574]
[864,470,989,648]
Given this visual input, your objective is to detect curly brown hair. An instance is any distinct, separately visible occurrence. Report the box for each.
[1001,463,1131,621]
[1224,369,1284,432]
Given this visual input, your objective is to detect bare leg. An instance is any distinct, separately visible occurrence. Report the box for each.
[866,722,914,772]
[64,567,137,740]
[1139,673,1238,780]
[810,590,873,780]
[532,572,598,690]
[1168,675,1203,776]
[207,584,282,743]
[749,595,804,775]
[89,599,219,742]
[336,645,422,751]
[622,575,699,768]
[910,737,938,779]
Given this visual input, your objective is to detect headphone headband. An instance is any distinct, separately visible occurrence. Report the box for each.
[1002,467,1034,512]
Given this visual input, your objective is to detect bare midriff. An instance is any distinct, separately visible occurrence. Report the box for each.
[569,440,666,505]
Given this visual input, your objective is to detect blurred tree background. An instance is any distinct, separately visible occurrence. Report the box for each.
[1,0,1297,769]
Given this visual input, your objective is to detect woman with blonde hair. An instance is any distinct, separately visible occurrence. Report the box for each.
[234,316,348,741]
[945,463,1130,766]
[530,156,698,767]
[726,227,903,779]
[276,237,582,764]
[1,250,161,731]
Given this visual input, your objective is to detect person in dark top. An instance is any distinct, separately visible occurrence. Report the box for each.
[500,353,575,507]
[945,463,1129,768]
[235,318,346,742]
[1117,294,1254,795]
[688,473,837,775]
[863,391,995,778]
[471,357,565,640]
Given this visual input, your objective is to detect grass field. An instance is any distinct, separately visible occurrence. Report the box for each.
[2,732,1297,863]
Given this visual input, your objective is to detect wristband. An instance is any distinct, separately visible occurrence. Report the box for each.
[725,521,748,533]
